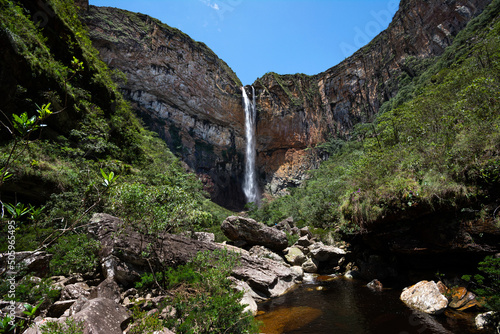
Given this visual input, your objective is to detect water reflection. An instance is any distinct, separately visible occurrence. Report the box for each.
[256,278,487,334]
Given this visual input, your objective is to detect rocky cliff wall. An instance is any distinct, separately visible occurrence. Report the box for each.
[254,0,491,195]
[82,7,246,209]
[83,0,491,208]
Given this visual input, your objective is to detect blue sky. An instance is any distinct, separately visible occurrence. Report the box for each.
[89,0,400,85]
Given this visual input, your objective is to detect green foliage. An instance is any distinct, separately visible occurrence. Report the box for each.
[153,250,259,334]
[0,275,60,308]
[127,306,165,334]
[463,256,500,311]
[39,318,84,334]
[108,162,216,235]
[100,168,118,187]
[47,234,101,276]
[23,301,43,320]
[0,316,15,334]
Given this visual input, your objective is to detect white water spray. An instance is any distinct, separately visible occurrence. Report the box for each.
[242,86,258,204]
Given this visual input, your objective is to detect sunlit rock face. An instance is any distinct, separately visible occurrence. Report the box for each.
[82,6,246,209]
[82,0,490,207]
[254,0,491,195]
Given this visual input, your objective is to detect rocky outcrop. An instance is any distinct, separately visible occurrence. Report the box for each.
[221,216,288,251]
[254,0,491,194]
[400,280,449,314]
[89,213,298,300]
[82,7,246,209]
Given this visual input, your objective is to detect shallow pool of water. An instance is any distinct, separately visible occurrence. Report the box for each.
[256,277,490,334]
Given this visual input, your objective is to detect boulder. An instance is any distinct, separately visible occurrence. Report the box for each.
[400,281,449,315]
[230,278,258,316]
[89,213,298,300]
[284,247,307,266]
[46,300,75,318]
[299,227,313,238]
[302,258,318,273]
[90,277,121,303]
[296,235,313,247]
[232,256,298,299]
[475,311,498,330]
[275,217,294,234]
[0,251,52,277]
[436,281,448,295]
[72,297,131,334]
[60,282,90,301]
[308,242,346,262]
[0,300,26,319]
[89,213,219,286]
[447,287,478,310]
[367,279,383,291]
[221,216,288,251]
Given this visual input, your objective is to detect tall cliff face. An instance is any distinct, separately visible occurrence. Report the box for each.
[82,7,246,209]
[83,0,491,208]
[254,0,491,195]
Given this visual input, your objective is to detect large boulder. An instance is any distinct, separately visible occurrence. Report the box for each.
[60,283,91,301]
[284,247,307,266]
[400,281,449,315]
[232,255,298,299]
[221,216,288,251]
[72,297,131,334]
[308,242,346,262]
[24,298,131,334]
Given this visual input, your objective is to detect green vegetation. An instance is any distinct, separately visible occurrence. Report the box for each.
[463,255,500,312]
[0,0,225,255]
[39,318,84,334]
[164,250,258,334]
[252,0,500,234]
[131,250,259,334]
[0,1,241,332]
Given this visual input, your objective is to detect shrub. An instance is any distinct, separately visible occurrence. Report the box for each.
[463,256,500,312]
[47,234,101,276]
[157,250,259,334]
[39,318,84,334]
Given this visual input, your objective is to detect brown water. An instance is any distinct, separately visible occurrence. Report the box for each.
[256,277,491,334]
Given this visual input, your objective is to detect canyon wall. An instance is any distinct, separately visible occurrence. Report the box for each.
[82,7,246,209]
[82,0,491,208]
[254,0,492,195]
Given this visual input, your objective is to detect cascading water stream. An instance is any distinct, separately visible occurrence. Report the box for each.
[242,86,258,204]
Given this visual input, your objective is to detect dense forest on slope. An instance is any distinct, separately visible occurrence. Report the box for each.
[251,0,500,235]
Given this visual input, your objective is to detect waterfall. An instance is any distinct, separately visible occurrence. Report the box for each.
[242,86,258,204]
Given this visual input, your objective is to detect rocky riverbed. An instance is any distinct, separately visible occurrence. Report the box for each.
[0,213,498,333]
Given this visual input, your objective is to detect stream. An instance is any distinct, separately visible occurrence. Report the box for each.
[256,276,490,334]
